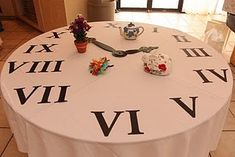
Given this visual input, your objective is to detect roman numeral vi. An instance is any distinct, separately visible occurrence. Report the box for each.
[91,110,144,137]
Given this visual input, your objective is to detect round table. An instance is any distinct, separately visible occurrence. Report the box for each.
[0,22,233,157]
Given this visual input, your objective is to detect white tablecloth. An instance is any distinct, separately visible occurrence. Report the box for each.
[0,22,233,157]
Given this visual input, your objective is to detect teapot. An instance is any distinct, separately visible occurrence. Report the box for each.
[142,51,172,76]
[119,22,144,40]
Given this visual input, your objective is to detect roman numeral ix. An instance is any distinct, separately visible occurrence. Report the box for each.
[24,44,58,53]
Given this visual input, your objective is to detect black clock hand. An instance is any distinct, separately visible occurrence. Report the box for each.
[88,37,127,57]
[89,38,116,52]
[87,37,158,57]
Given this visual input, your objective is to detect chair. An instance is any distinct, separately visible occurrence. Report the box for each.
[204,19,231,53]
[226,13,235,65]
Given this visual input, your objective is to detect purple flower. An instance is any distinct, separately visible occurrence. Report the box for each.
[69,14,91,42]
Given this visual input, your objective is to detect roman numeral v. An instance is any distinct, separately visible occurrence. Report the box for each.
[170,96,198,118]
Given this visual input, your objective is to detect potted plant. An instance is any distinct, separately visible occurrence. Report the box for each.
[69,14,91,53]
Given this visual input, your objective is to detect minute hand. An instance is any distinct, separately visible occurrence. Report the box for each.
[92,40,116,52]
[92,39,140,55]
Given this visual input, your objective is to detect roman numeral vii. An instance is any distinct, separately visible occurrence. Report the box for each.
[14,85,70,105]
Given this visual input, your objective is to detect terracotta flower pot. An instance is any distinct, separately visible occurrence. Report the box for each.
[74,40,88,53]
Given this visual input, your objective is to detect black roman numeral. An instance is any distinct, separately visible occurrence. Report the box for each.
[91,111,123,137]
[181,48,211,57]
[173,35,190,42]
[8,61,29,74]
[91,110,144,137]
[14,85,70,105]
[8,60,64,74]
[194,69,228,83]
[170,96,198,118]
[24,44,58,53]
[47,32,66,39]
[15,86,41,105]
[127,110,144,135]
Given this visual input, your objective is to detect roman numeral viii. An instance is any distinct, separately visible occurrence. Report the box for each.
[8,60,64,74]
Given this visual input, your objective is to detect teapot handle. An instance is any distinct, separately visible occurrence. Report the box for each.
[137,26,144,36]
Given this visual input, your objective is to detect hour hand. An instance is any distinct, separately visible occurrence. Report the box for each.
[88,37,116,52]
[139,46,159,53]
[87,37,96,43]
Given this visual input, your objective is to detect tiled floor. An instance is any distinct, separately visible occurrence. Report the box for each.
[0,12,235,157]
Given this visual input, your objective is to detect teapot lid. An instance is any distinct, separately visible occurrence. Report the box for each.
[127,22,135,27]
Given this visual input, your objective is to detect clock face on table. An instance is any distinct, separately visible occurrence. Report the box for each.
[0,22,233,143]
